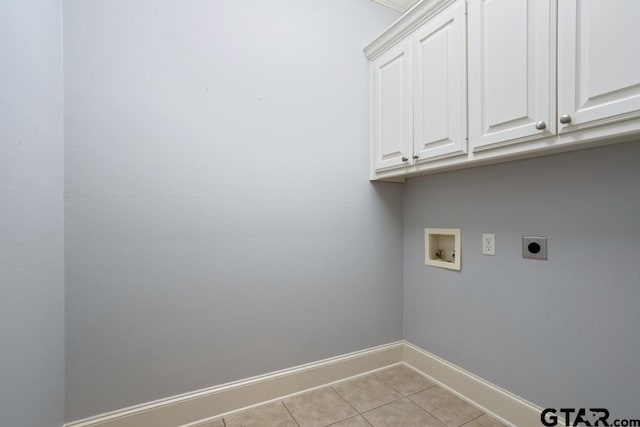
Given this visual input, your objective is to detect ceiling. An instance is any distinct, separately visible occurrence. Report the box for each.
[371,0,420,12]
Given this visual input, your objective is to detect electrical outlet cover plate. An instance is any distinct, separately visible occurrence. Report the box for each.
[482,233,495,255]
[522,236,547,260]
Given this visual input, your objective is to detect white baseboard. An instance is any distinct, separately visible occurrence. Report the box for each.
[65,341,551,427]
[64,342,404,427]
[403,341,546,427]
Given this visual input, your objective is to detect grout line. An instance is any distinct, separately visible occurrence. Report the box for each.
[363,416,375,427]
[357,412,376,427]
[220,366,489,427]
[407,388,486,427]
[415,407,448,427]
[405,393,449,427]
[190,363,402,427]
[459,413,486,427]
[364,375,406,410]
[333,368,443,420]
[280,400,300,427]
[325,414,372,427]
[404,382,438,399]
[401,361,500,422]
[371,372,406,397]
[331,375,405,415]
[330,385,361,416]
[329,376,407,423]
[358,398,402,415]
[373,369,437,397]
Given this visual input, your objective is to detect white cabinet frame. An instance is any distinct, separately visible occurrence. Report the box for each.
[557,0,640,132]
[371,39,414,173]
[413,0,467,162]
[468,0,556,152]
[365,0,640,182]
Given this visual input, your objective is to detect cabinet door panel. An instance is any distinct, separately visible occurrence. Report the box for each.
[468,0,555,151]
[372,40,413,172]
[413,0,466,162]
[558,0,640,131]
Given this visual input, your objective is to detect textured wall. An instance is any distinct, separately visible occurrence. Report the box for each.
[0,0,65,426]
[63,0,402,421]
[404,141,640,419]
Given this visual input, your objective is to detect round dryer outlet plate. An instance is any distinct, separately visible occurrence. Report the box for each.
[522,236,547,260]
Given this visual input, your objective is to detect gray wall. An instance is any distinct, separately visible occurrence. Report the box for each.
[8,0,638,423]
[63,0,402,421]
[404,141,640,419]
[0,0,65,426]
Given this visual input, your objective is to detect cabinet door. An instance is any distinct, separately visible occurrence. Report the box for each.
[413,0,467,162]
[371,39,414,172]
[558,0,640,132]
[468,0,555,152]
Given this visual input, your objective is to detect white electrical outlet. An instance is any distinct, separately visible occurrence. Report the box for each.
[482,233,495,255]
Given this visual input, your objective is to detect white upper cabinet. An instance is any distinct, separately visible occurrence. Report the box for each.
[371,39,414,172]
[413,0,467,162]
[468,0,555,152]
[371,0,466,173]
[365,0,640,181]
[558,0,640,131]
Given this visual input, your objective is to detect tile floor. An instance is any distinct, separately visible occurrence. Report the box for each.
[196,365,506,427]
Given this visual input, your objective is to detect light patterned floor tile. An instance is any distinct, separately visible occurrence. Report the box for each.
[410,386,483,427]
[332,375,402,412]
[225,401,297,427]
[363,398,445,427]
[283,387,357,427]
[328,415,373,427]
[192,367,509,427]
[374,365,436,396]
[195,419,225,427]
[461,414,506,427]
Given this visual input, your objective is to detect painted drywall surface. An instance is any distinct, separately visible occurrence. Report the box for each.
[403,141,640,419]
[0,0,65,426]
[63,0,402,421]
